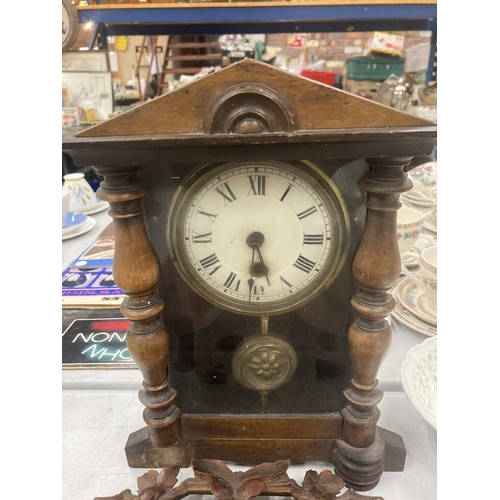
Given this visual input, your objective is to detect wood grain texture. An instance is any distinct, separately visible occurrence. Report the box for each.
[332,157,412,490]
[181,414,343,439]
[76,59,433,138]
[188,438,337,464]
[94,164,181,448]
[63,58,436,489]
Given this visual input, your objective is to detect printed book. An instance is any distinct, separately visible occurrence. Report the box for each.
[70,221,115,270]
[62,318,136,368]
[62,266,125,308]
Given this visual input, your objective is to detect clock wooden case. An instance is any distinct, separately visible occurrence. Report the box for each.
[62,59,437,491]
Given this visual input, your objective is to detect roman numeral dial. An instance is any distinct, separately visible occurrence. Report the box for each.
[167,161,349,315]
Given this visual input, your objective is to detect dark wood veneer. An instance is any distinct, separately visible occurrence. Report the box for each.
[62,59,436,492]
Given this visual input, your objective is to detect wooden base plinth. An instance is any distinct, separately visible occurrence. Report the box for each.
[125,427,193,468]
[378,427,406,472]
[125,422,406,487]
[332,427,406,491]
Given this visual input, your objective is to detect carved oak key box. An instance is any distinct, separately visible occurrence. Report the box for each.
[62,59,436,491]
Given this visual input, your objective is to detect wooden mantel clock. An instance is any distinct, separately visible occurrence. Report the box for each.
[62,59,436,491]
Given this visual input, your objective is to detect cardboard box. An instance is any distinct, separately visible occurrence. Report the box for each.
[364,31,405,57]
[274,47,305,75]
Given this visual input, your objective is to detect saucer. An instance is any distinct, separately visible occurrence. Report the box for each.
[62,216,96,241]
[401,193,436,209]
[423,211,437,233]
[72,200,109,215]
[402,252,419,268]
[396,276,437,326]
[391,280,437,336]
[62,212,88,236]
[401,336,437,429]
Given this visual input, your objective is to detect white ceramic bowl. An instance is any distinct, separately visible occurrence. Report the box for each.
[401,336,437,429]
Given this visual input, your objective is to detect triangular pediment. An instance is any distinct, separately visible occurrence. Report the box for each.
[76,59,433,138]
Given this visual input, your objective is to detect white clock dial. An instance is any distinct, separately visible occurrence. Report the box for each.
[167,161,349,315]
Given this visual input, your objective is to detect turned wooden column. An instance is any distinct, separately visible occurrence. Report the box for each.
[94,165,181,448]
[332,157,413,490]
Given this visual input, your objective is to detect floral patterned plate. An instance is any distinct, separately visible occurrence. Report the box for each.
[396,276,437,326]
[391,280,437,336]
[401,336,437,429]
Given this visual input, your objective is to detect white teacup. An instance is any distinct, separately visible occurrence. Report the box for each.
[397,206,424,261]
[401,245,437,313]
[62,190,71,228]
[62,173,98,211]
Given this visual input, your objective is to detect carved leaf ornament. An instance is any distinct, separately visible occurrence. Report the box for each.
[94,460,384,500]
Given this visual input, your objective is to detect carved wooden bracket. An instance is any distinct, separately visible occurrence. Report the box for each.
[94,460,384,500]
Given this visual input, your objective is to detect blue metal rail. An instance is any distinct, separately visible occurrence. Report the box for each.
[77,2,436,81]
[78,4,436,34]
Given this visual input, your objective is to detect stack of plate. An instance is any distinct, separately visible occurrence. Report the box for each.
[391,275,437,336]
[401,161,437,236]
[394,161,438,335]
[62,211,96,241]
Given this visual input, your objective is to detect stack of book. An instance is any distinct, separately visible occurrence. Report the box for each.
[62,222,135,368]
[62,222,125,309]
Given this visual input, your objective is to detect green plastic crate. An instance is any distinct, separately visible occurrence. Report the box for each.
[346,56,406,81]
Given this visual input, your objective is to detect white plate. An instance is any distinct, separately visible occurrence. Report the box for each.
[402,252,419,268]
[391,280,437,336]
[62,216,96,241]
[423,210,437,233]
[401,336,437,429]
[401,193,436,209]
[62,212,88,236]
[72,200,109,215]
[396,276,437,326]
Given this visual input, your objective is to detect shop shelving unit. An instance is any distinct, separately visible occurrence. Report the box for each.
[77,1,437,83]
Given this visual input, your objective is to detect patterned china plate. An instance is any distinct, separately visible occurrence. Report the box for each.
[401,336,437,429]
[391,280,437,336]
[396,276,437,326]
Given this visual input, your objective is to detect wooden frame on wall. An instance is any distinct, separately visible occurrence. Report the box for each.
[62,51,110,73]
[62,71,114,121]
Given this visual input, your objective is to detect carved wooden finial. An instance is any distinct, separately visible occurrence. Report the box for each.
[204,83,297,134]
